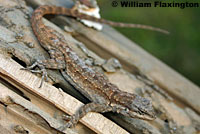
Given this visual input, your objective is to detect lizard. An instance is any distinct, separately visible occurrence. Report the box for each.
[24,2,168,130]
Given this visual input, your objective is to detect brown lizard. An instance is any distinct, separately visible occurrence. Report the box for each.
[24,4,164,130]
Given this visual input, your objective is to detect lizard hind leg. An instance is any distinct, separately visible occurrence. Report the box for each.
[21,59,48,87]
[22,58,65,87]
[22,50,66,87]
[58,102,113,131]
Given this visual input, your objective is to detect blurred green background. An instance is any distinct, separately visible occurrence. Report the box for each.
[97,0,200,86]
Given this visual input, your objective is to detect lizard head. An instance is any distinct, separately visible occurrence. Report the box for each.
[113,92,156,120]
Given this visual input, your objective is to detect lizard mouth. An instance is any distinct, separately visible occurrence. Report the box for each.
[129,111,156,120]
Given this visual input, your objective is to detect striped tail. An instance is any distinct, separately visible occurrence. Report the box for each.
[73,11,169,34]
[32,5,169,34]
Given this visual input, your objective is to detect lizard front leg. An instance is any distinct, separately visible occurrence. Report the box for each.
[59,102,113,130]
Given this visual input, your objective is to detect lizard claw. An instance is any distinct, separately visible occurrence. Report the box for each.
[38,68,48,88]
[57,122,73,131]
[62,114,72,121]
[21,61,39,71]
[21,60,48,87]
[57,115,75,131]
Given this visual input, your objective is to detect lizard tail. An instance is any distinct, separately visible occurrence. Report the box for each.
[32,5,169,34]
[75,13,170,34]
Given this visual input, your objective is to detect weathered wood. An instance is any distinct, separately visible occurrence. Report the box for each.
[0,53,130,134]
[0,82,77,134]
[0,0,199,134]
[70,14,200,114]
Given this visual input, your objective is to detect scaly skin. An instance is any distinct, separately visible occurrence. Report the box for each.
[29,5,156,129]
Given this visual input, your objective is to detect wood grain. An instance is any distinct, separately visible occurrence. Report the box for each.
[0,0,199,133]
[0,54,129,134]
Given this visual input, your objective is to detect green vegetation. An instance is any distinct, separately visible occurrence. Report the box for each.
[97,0,200,86]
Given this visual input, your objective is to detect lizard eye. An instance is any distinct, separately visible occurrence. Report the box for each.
[125,108,129,112]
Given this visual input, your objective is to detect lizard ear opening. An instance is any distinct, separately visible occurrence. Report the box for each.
[131,95,156,119]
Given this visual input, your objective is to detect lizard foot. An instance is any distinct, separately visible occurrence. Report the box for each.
[21,60,48,87]
[62,114,72,121]
[58,122,73,131]
[57,115,75,131]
